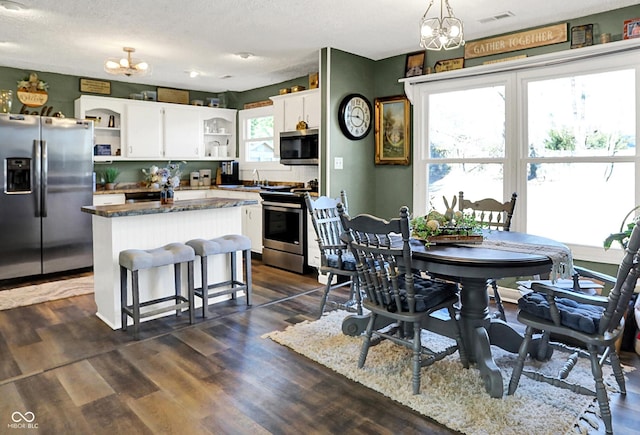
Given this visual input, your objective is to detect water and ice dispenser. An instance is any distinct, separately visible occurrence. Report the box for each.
[5,158,31,193]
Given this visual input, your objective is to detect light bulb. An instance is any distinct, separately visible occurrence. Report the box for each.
[137,62,149,71]
[450,26,460,37]
[105,60,120,69]
[421,24,434,38]
[119,58,129,68]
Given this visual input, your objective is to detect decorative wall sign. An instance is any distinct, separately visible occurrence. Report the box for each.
[434,57,464,73]
[483,54,527,65]
[16,72,48,107]
[243,99,273,109]
[571,24,593,48]
[80,78,111,95]
[464,23,568,59]
[157,87,189,104]
[623,18,640,39]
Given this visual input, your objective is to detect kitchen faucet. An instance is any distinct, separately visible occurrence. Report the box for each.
[252,169,261,186]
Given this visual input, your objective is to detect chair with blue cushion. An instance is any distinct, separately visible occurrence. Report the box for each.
[305,191,361,318]
[339,204,468,395]
[459,191,518,321]
[508,219,640,435]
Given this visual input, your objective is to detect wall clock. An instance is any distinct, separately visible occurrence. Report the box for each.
[338,93,372,140]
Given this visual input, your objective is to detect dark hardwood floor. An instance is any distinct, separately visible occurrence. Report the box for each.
[0,260,638,434]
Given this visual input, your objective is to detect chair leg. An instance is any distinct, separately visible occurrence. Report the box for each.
[447,306,469,368]
[490,279,507,321]
[412,320,422,395]
[508,326,534,395]
[243,249,252,306]
[609,344,627,394]
[318,272,335,318]
[588,344,614,435]
[358,313,377,369]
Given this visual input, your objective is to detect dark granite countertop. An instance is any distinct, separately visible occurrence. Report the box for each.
[81,197,258,218]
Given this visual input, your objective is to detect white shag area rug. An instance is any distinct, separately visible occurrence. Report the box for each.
[0,275,94,310]
[264,310,630,435]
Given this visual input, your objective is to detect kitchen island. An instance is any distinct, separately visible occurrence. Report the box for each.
[81,197,258,329]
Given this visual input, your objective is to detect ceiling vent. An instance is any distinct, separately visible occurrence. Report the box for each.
[479,11,515,24]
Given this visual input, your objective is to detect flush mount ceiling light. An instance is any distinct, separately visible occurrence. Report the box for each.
[187,70,200,78]
[0,0,26,11]
[104,47,151,77]
[419,0,465,51]
[235,52,253,59]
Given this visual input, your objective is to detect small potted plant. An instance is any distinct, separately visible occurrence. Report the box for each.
[604,205,640,250]
[103,167,120,190]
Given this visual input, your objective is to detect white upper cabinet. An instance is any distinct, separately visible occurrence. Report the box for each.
[75,96,237,161]
[271,88,320,132]
[124,102,163,158]
[74,96,126,161]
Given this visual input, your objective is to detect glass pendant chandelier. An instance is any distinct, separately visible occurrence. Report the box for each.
[419,0,465,51]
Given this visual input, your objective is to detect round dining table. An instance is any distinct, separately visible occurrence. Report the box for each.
[342,230,568,398]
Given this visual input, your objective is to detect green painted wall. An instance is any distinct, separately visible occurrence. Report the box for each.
[326,48,376,216]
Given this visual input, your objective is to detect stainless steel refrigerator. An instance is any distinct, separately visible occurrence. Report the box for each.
[0,114,94,281]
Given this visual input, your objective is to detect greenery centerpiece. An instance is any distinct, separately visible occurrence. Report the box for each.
[411,196,482,245]
[103,167,120,190]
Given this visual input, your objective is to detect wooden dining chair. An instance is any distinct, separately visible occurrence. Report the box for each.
[304,191,361,318]
[459,191,518,321]
[508,219,640,435]
[338,203,468,395]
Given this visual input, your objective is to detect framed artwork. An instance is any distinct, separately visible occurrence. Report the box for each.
[570,24,593,48]
[623,18,640,39]
[79,78,111,95]
[434,57,464,73]
[375,95,410,165]
[157,87,189,104]
[405,51,426,77]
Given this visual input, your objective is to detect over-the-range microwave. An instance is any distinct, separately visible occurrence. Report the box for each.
[279,128,318,165]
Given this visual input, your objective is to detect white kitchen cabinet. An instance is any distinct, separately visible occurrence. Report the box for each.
[206,189,262,253]
[124,102,162,158]
[201,108,237,160]
[93,193,126,205]
[75,96,125,162]
[125,102,201,159]
[270,88,320,154]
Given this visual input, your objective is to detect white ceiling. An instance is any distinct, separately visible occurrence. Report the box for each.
[0,0,638,93]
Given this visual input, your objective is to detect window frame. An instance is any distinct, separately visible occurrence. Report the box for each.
[238,105,287,172]
[411,50,640,264]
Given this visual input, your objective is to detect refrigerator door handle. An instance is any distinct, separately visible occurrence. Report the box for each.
[34,139,42,217]
[41,140,48,217]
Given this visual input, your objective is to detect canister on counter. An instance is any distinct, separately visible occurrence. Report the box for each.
[199,169,211,186]
[190,171,200,187]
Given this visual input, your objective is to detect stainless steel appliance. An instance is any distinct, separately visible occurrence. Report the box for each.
[260,191,308,274]
[279,128,319,165]
[0,114,94,281]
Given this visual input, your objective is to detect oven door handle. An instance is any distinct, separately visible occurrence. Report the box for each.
[262,201,303,210]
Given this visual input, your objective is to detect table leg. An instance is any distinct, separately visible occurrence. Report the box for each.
[459,278,504,398]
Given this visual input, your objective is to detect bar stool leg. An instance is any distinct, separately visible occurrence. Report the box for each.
[174,263,182,318]
[120,265,128,331]
[230,251,238,300]
[200,255,209,318]
[132,270,140,340]
[244,249,252,306]
[187,260,195,324]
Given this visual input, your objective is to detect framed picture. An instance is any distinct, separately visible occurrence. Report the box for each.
[405,51,426,77]
[623,18,640,39]
[571,24,593,48]
[375,95,410,165]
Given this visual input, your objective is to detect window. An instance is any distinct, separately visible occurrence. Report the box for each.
[412,51,639,264]
[239,106,279,167]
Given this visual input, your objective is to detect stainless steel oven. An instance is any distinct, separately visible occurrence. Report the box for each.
[260,192,308,274]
